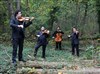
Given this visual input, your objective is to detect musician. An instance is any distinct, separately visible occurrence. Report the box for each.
[10,10,33,66]
[70,27,79,57]
[34,27,50,59]
[52,26,64,50]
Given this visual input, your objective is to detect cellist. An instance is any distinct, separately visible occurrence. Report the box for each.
[52,26,64,50]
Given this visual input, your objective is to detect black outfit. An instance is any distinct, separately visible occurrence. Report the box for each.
[56,41,61,50]
[10,17,32,63]
[34,32,49,59]
[71,32,79,56]
[52,31,64,50]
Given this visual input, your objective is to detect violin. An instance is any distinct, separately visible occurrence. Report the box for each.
[18,16,34,22]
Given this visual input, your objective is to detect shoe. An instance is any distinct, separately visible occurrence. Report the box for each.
[41,58,46,61]
[19,59,26,62]
[60,49,62,50]
[77,55,79,57]
[12,62,17,67]
[55,48,58,50]
[34,57,37,60]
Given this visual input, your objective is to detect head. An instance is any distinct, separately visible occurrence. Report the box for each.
[72,27,77,32]
[14,10,22,18]
[57,26,61,31]
[41,26,45,31]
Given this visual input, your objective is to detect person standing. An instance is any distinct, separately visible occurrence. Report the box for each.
[52,26,64,50]
[70,27,79,57]
[34,27,50,59]
[10,10,34,66]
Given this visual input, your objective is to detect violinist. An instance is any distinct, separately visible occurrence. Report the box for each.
[70,27,79,57]
[34,26,50,60]
[10,10,34,66]
[52,26,64,50]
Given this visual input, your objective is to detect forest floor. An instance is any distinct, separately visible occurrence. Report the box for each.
[0,40,100,74]
[16,60,100,74]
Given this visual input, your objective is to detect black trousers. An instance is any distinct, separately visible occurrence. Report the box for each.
[56,42,62,50]
[72,44,79,56]
[34,44,46,58]
[12,38,24,63]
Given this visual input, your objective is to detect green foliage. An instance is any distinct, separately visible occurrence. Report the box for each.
[0,1,100,73]
[94,46,100,60]
[84,46,94,59]
[0,0,99,42]
[0,33,11,41]
[81,45,100,60]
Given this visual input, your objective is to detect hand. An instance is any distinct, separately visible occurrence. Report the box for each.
[18,25,24,28]
[68,35,71,38]
[52,37,55,38]
[76,31,79,34]
[19,25,24,28]
[37,35,40,37]
[30,17,34,21]
[47,30,50,34]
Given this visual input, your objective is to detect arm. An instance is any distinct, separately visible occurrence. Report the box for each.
[61,31,64,34]
[36,32,42,37]
[10,19,18,28]
[52,31,56,37]
[68,32,73,38]
[43,33,49,38]
[10,18,23,28]
[76,31,79,38]
[24,21,32,28]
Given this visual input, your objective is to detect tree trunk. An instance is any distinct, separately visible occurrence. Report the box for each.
[7,0,14,18]
[96,0,100,34]
[82,2,88,34]
[26,0,29,10]
[75,1,80,27]
[48,6,59,30]
[83,2,88,26]
[25,0,29,16]
[16,0,21,10]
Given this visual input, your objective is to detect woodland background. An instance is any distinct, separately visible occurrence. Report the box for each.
[0,0,100,74]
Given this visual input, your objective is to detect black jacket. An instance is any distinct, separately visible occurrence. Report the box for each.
[71,32,79,45]
[10,17,32,38]
[37,31,49,45]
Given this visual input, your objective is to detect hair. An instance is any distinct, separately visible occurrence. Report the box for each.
[41,26,45,31]
[14,10,21,17]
